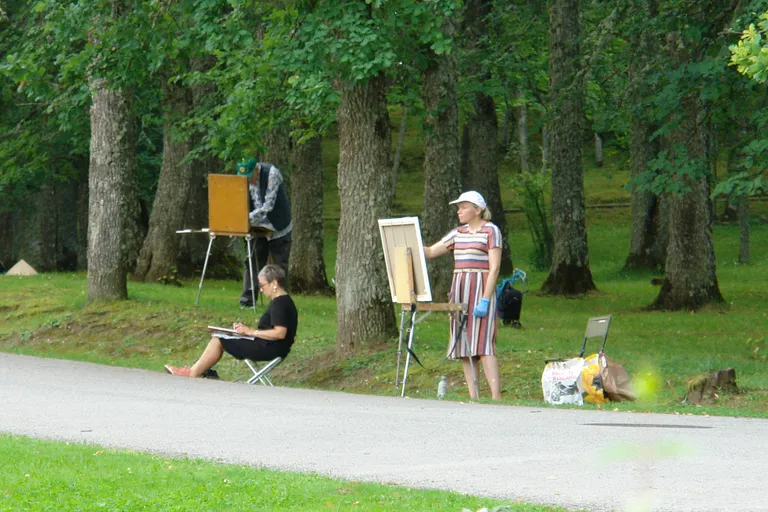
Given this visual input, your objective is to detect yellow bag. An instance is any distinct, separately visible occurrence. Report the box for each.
[578,353,607,404]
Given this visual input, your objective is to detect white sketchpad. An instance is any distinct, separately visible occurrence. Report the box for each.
[5,259,38,276]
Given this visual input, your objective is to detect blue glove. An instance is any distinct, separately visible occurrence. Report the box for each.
[473,298,490,318]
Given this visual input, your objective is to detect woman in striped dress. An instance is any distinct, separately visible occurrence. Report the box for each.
[424,191,502,400]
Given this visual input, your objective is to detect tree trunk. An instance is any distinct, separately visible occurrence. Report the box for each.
[651,11,729,309]
[624,0,666,271]
[87,82,136,302]
[77,179,89,270]
[517,89,530,173]
[263,120,293,193]
[738,195,750,264]
[289,133,332,294]
[134,79,193,282]
[391,104,409,201]
[541,126,550,173]
[176,57,233,278]
[17,184,57,271]
[594,132,604,167]
[501,106,512,151]
[541,0,596,295]
[421,24,462,301]
[463,94,514,275]
[651,97,723,309]
[335,75,397,355]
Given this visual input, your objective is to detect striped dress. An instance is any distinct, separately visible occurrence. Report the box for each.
[441,222,502,358]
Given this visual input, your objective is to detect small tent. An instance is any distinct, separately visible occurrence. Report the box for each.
[5,260,38,276]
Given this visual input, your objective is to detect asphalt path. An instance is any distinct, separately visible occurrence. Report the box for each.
[1,353,765,512]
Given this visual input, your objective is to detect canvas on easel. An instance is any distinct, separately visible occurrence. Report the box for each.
[378,217,470,397]
[378,217,432,303]
[208,174,250,235]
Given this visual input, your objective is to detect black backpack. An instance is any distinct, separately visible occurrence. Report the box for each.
[496,272,525,327]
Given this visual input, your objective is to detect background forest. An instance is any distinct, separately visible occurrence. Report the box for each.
[2,0,768,358]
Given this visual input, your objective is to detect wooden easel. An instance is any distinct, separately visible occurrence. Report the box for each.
[393,247,475,397]
[176,174,269,310]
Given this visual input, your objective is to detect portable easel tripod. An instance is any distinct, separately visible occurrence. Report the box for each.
[393,248,476,397]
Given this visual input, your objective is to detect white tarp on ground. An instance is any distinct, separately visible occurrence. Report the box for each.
[5,259,38,276]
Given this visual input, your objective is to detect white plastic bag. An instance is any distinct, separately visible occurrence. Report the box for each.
[541,357,584,406]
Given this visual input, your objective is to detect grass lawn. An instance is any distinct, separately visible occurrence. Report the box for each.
[1,435,563,512]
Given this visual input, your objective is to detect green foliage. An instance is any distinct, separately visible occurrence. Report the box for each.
[730,12,768,83]
[629,145,708,196]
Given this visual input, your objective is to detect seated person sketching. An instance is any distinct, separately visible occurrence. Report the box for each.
[165,264,298,378]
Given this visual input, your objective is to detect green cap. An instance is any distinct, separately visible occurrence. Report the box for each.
[236,158,257,178]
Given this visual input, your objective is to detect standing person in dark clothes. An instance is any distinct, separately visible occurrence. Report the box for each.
[236,158,292,308]
[165,265,298,378]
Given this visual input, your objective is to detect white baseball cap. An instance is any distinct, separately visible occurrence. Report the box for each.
[449,191,487,209]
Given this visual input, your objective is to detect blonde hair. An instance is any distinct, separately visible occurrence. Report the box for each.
[481,207,492,221]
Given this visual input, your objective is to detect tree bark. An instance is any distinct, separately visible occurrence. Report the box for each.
[651,96,723,309]
[624,0,666,271]
[335,75,397,355]
[391,104,409,201]
[289,133,332,294]
[651,9,729,309]
[87,81,136,302]
[133,79,193,282]
[541,0,596,295]
[462,0,514,275]
[517,89,530,173]
[263,120,293,193]
[421,21,462,301]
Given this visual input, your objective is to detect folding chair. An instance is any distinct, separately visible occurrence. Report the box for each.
[243,357,283,386]
[578,315,612,357]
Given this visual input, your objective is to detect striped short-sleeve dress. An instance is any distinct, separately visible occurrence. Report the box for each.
[441,222,502,358]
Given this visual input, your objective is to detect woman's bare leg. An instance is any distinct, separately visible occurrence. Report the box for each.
[190,337,224,378]
[462,357,479,399]
[481,355,501,400]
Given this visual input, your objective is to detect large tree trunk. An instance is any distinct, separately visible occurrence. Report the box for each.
[133,79,193,282]
[651,90,723,309]
[462,0,514,275]
[651,9,729,309]
[421,23,462,301]
[176,57,232,278]
[391,104,408,201]
[87,82,136,301]
[289,133,332,294]
[624,0,666,271]
[335,75,397,355]
[541,0,596,295]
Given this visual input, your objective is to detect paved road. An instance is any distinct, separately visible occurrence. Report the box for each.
[1,353,765,512]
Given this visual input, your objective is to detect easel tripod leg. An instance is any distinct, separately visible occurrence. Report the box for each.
[395,309,407,395]
[196,234,216,306]
[246,235,256,312]
[400,309,417,397]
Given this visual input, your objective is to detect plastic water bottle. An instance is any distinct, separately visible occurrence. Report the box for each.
[437,376,447,399]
